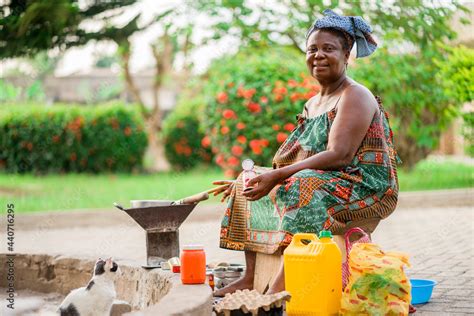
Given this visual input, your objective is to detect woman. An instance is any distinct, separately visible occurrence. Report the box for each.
[213,9,399,296]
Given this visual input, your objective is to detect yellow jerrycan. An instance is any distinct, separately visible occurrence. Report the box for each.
[284,231,342,315]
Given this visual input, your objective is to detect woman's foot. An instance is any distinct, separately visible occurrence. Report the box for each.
[213,275,254,297]
[265,278,285,295]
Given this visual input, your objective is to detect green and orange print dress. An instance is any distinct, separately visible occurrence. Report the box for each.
[220,97,399,254]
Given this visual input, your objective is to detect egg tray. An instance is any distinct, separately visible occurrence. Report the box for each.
[213,289,291,316]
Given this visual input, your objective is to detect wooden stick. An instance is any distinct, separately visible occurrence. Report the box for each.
[206,184,230,194]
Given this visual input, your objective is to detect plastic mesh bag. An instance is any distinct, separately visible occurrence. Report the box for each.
[340,242,411,315]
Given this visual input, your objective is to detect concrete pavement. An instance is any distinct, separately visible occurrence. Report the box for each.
[2,189,473,315]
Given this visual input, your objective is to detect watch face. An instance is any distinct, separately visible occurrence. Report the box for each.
[241,159,254,171]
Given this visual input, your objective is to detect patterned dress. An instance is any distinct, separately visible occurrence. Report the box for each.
[220,96,399,254]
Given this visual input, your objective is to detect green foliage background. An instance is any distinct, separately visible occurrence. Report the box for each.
[203,47,319,175]
[162,94,213,170]
[0,103,147,173]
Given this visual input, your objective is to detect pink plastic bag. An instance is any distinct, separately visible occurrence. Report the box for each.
[342,227,371,289]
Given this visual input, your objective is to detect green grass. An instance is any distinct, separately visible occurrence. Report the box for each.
[398,157,473,191]
[0,166,226,213]
[0,158,472,213]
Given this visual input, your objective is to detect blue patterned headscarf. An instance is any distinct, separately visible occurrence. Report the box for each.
[306,9,377,58]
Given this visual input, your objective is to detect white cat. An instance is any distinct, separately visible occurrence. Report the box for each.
[58,258,119,316]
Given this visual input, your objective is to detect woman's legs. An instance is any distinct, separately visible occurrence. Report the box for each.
[213,250,256,297]
[265,258,285,294]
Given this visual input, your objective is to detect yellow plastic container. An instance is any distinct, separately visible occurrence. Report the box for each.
[284,231,342,315]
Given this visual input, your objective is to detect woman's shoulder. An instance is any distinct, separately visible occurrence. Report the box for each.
[337,79,378,116]
[341,80,378,108]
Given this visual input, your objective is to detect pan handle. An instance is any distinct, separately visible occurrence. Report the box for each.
[113,202,126,211]
[175,192,209,205]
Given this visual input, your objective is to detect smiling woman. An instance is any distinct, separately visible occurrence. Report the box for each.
[212,9,400,297]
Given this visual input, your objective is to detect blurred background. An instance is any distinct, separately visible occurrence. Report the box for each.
[0,0,472,213]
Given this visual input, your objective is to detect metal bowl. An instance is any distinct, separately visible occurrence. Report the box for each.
[130,200,173,208]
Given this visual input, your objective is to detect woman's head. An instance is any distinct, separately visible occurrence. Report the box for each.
[306,28,350,83]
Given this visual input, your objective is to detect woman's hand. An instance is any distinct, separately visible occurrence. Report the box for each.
[242,170,283,201]
[212,180,235,202]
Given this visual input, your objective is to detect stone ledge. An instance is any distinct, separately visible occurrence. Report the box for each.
[128,276,213,316]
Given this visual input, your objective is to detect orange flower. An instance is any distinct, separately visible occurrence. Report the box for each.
[228,156,240,166]
[231,145,243,156]
[216,154,225,165]
[236,122,246,130]
[223,109,236,119]
[217,92,229,104]
[52,135,60,143]
[274,94,284,102]
[284,123,295,132]
[273,86,287,95]
[251,146,262,155]
[124,126,132,136]
[290,93,299,102]
[249,139,260,148]
[277,132,288,143]
[237,86,256,99]
[247,102,261,113]
[70,153,77,161]
[109,118,120,130]
[221,126,230,134]
[260,139,269,147]
[237,135,247,144]
[227,82,235,88]
[224,169,236,178]
[26,142,33,151]
[249,139,262,155]
[244,88,256,99]
[288,79,298,87]
[304,91,317,100]
[201,136,211,148]
[260,96,268,104]
[272,124,280,131]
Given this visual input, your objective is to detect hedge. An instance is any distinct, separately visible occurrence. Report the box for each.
[162,92,213,170]
[0,103,148,173]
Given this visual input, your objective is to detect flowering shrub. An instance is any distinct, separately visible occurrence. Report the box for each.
[163,96,213,170]
[0,103,147,173]
[203,47,320,176]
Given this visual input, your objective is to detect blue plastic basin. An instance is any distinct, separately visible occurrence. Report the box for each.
[410,279,437,305]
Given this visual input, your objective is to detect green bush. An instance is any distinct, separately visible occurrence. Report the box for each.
[0,103,148,173]
[162,95,213,170]
[436,45,474,157]
[203,47,319,176]
[349,48,458,169]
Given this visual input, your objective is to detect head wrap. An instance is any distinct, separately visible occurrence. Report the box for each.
[306,9,377,58]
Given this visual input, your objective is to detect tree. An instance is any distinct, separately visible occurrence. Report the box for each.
[0,0,137,58]
[191,0,471,168]
[1,0,195,171]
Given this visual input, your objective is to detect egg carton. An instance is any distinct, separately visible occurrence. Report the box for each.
[214,289,291,316]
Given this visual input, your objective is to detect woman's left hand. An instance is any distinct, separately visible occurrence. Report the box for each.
[242,170,284,201]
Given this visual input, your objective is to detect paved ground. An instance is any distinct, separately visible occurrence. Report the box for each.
[1,189,473,315]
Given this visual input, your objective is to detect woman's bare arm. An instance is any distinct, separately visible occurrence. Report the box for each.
[243,85,378,201]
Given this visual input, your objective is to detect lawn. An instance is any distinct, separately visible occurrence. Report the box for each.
[0,158,472,213]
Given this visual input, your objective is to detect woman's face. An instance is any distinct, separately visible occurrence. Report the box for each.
[306,29,349,84]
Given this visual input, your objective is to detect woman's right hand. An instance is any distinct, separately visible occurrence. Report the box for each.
[212,180,235,202]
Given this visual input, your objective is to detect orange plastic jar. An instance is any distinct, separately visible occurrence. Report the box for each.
[181,245,206,284]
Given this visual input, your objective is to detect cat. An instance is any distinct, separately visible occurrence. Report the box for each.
[58,258,119,316]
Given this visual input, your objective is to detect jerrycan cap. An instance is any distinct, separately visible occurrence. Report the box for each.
[319,230,332,239]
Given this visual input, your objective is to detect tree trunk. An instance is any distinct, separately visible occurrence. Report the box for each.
[144,116,170,172]
[119,41,171,172]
